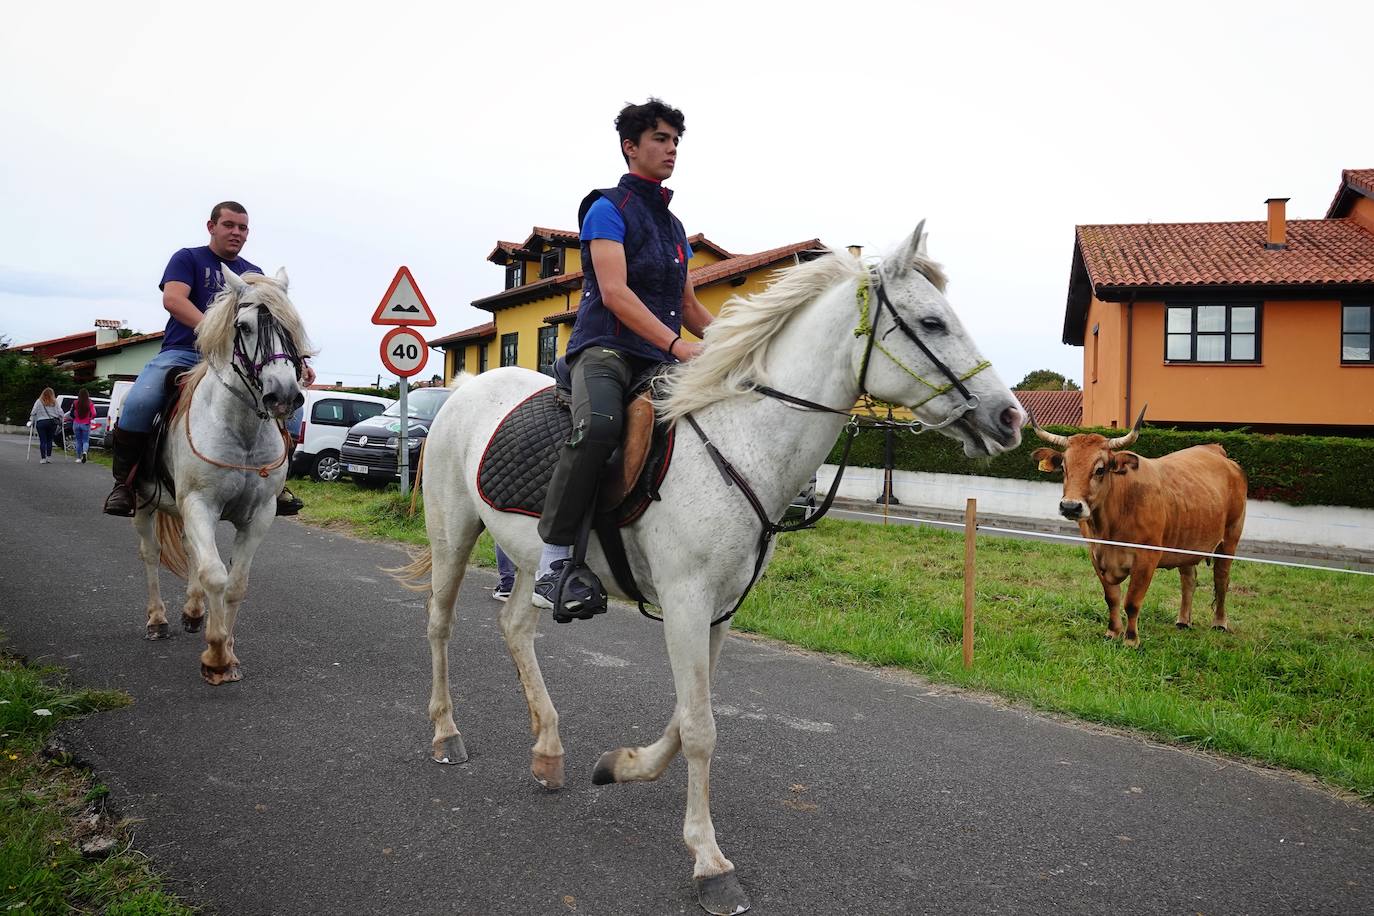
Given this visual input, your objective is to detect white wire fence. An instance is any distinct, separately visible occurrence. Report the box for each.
[830,504,1374,578]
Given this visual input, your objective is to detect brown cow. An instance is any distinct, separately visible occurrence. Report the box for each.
[1029,407,1247,647]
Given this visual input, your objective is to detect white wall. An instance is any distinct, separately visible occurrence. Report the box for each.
[818,465,1374,554]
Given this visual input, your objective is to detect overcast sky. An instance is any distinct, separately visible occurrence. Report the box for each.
[2,0,1367,389]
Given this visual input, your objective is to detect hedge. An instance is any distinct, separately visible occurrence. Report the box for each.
[826,423,1374,510]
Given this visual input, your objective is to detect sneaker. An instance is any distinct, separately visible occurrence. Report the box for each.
[530,559,598,613]
[491,585,512,602]
[40,458,49,464]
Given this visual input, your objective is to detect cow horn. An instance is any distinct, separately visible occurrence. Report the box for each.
[1027,406,1070,448]
[1106,403,1148,450]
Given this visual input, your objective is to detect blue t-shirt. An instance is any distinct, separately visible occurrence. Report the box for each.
[158,246,261,351]
[581,197,695,260]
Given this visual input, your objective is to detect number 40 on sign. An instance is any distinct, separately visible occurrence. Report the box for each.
[379,326,429,378]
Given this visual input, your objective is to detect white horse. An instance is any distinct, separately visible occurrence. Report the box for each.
[391,225,1024,914]
[135,267,311,685]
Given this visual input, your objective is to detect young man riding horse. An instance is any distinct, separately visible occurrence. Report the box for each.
[104,201,315,518]
[531,99,714,614]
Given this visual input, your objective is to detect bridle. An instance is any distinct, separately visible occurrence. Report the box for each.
[667,270,993,626]
[189,305,301,475]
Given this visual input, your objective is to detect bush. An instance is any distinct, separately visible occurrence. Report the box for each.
[827,423,1374,509]
[0,342,81,426]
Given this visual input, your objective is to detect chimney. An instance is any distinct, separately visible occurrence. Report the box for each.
[1265,197,1290,250]
[94,318,123,345]
[846,244,863,259]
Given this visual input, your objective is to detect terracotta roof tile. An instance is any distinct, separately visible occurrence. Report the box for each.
[1015,390,1082,428]
[1077,219,1374,292]
[1326,168,1374,218]
[690,239,824,287]
[543,309,578,325]
[429,322,495,346]
[1346,169,1374,197]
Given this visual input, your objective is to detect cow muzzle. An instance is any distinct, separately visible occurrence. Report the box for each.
[1059,499,1089,521]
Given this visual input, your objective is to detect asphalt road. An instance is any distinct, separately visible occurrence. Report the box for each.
[1,434,1370,915]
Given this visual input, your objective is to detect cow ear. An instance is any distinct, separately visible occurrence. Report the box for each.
[1111,451,1140,474]
[1031,447,1063,473]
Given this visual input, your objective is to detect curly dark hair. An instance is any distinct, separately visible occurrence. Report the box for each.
[615,98,685,165]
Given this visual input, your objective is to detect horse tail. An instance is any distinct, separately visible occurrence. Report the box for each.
[385,548,434,593]
[155,512,190,579]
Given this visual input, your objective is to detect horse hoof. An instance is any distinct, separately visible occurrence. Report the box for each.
[182,614,204,633]
[201,663,242,686]
[1103,630,1120,641]
[1175,621,1192,629]
[531,752,564,789]
[1212,623,1230,632]
[145,623,170,640]
[592,750,620,786]
[696,870,751,915]
[1123,636,1141,649]
[432,734,468,765]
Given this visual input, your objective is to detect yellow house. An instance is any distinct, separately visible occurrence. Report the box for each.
[429,227,825,382]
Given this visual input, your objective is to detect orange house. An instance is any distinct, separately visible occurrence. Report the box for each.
[1062,168,1374,433]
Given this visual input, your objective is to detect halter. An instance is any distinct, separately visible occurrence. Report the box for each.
[221,307,304,420]
[675,270,993,627]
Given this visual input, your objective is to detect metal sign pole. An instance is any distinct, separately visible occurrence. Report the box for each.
[398,378,409,497]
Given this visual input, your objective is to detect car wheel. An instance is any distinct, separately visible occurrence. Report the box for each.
[312,451,342,482]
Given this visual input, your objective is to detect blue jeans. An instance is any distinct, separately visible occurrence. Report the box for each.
[73,423,90,456]
[495,545,515,590]
[119,348,200,433]
[35,419,57,458]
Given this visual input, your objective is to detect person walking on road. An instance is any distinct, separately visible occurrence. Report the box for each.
[102,201,314,517]
[68,387,96,463]
[29,387,63,464]
[492,544,515,601]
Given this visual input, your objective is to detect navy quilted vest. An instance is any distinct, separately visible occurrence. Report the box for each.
[565,173,690,363]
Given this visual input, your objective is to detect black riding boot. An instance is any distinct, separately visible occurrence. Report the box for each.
[276,438,304,516]
[103,427,148,517]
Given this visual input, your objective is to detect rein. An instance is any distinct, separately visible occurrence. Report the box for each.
[682,271,990,627]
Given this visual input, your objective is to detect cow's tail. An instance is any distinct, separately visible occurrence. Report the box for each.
[155,512,190,579]
[385,548,434,593]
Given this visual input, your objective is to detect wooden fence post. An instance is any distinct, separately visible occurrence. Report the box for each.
[963,498,976,669]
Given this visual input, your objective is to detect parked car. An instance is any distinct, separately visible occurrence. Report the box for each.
[341,388,453,487]
[291,390,394,482]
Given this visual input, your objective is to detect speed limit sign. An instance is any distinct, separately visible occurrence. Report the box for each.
[380,326,429,377]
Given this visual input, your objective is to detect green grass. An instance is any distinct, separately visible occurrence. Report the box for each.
[0,650,195,915]
[737,519,1374,798]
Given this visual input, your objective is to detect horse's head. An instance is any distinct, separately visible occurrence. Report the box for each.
[864,222,1023,456]
[200,266,312,421]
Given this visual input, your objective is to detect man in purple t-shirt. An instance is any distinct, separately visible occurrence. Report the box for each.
[103,201,314,517]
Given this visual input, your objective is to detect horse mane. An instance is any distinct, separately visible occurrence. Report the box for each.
[172,272,316,425]
[654,245,948,423]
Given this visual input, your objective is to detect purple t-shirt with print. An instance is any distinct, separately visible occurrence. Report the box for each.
[158,246,261,351]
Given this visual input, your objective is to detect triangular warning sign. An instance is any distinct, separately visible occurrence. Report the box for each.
[372,266,437,327]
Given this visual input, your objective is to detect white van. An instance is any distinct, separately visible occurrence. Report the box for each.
[292,389,394,481]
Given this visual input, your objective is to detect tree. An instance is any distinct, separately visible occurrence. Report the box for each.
[1015,369,1080,391]
[0,336,82,425]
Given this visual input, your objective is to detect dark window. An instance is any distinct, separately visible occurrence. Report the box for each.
[500,332,519,367]
[1164,303,1260,364]
[478,343,488,373]
[538,326,558,375]
[540,248,563,279]
[1342,303,1372,363]
[454,346,465,374]
[349,401,385,424]
[505,262,524,289]
[311,399,348,425]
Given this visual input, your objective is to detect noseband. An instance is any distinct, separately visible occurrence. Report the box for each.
[222,308,303,420]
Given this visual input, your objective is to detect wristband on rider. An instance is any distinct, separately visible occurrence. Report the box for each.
[668,336,681,358]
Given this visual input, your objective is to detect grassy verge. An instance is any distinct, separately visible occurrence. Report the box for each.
[0,649,194,914]
[742,520,1374,798]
